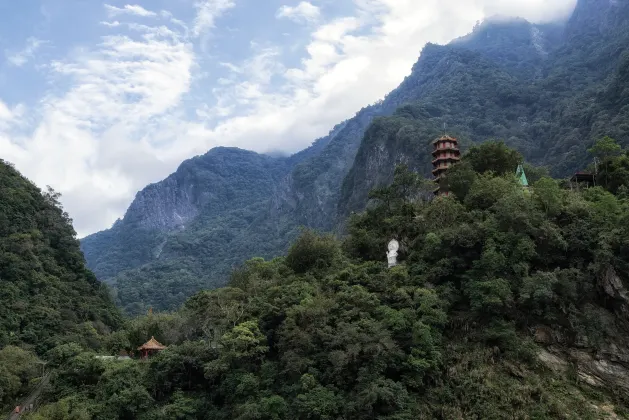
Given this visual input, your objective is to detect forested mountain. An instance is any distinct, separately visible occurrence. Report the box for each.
[28,141,629,419]
[0,159,121,409]
[81,0,629,314]
[81,147,307,314]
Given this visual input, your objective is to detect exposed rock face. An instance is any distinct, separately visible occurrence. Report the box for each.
[538,349,569,373]
[81,147,295,281]
[534,325,555,345]
[124,177,200,231]
[121,147,292,232]
[535,267,629,392]
[575,350,629,389]
[538,345,629,392]
[567,0,628,37]
[278,105,391,231]
[81,0,629,315]
[600,266,629,317]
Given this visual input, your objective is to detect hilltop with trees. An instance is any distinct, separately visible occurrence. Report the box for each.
[14,140,629,419]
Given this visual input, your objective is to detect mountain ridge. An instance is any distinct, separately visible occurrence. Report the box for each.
[81,0,629,314]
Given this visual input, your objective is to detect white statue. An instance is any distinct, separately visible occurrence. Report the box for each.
[387,239,399,268]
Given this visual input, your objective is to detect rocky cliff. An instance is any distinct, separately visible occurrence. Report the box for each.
[536,266,629,396]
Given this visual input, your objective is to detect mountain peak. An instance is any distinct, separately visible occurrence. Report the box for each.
[568,0,629,36]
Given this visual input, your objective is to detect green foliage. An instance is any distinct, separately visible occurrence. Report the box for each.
[33,144,629,419]
[533,177,564,216]
[45,343,84,368]
[340,6,629,222]
[589,137,629,194]
[0,346,39,406]
[25,396,92,420]
[285,230,340,274]
[0,160,122,354]
[81,0,629,319]
[465,140,523,176]
[589,136,623,160]
[80,148,305,315]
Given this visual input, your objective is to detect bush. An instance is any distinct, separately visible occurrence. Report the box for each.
[285,230,341,274]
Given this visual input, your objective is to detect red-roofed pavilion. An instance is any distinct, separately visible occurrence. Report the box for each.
[137,336,166,359]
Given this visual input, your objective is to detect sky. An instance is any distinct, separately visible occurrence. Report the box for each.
[0,0,578,237]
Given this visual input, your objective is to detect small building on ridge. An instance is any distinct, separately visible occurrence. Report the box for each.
[138,336,167,359]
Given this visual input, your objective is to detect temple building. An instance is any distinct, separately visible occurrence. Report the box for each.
[432,135,461,196]
[570,172,596,190]
[137,336,167,359]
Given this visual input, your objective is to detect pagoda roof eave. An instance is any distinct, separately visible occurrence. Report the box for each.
[137,336,167,351]
[432,135,458,144]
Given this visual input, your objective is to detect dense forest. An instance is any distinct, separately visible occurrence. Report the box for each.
[4,139,628,419]
[80,0,629,315]
[0,159,121,411]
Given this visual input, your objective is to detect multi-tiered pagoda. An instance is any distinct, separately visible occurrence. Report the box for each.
[432,135,461,196]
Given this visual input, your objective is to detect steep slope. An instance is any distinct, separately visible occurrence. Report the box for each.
[338,0,629,219]
[451,18,563,79]
[0,160,121,354]
[82,147,291,280]
[282,17,566,232]
[81,147,312,314]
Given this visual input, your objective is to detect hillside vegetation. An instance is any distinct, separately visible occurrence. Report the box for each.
[27,141,629,419]
[80,148,305,314]
[0,160,121,409]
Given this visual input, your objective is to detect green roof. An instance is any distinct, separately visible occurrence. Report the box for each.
[515,164,529,187]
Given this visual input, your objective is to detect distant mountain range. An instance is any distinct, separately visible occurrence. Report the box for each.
[81,0,629,314]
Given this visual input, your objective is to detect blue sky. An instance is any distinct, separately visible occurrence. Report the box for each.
[0,0,577,236]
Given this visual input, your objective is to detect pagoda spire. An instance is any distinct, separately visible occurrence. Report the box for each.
[432,135,461,196]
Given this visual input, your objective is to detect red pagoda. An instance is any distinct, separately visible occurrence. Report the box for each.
[432,135,461,196]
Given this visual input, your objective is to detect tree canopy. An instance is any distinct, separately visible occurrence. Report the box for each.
[27,142,629,419]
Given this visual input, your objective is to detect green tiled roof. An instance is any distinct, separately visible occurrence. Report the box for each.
[515,164,529,187]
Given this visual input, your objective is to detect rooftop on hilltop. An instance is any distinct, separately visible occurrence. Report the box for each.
[138,336,166,351]
[516,164,529,187]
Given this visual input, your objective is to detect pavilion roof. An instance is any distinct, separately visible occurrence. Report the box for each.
[137,336,167,351]
[515,164,529,187]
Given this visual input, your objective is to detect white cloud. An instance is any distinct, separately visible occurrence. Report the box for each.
[6,37,46,67]
[193,0,235,36]
[104,4,157,17]
[219,62,244,74]
[4,17,195,236]
[3,0,578,236]
[101,21,122,27]
[277,2,321,23]
[0,100,12,121]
